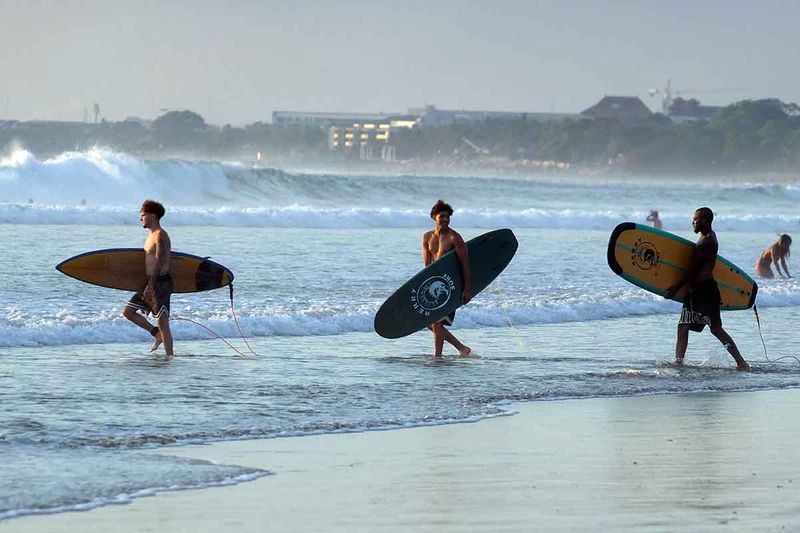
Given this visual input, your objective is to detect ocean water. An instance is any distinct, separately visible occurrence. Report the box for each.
[2,147,800,520]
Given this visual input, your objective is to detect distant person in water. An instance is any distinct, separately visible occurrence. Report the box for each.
[755,234,792,279]
[666,207,749,370]
[646,209,662,230]
[122,199,174,356]
[422,200,472,357]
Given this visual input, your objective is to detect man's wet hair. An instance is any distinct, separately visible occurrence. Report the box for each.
[695,207,713,223]
[141,199,166,220]
[430,199,454,219]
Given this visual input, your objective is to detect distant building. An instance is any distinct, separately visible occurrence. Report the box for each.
[667,97,722,124]
[272,111,397,128]
[275,105,577,129]
[409,104,577,128]
[328,118,416,161]
[581,96,652,123]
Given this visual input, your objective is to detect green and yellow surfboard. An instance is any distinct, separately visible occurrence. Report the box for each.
[607,222,757,310]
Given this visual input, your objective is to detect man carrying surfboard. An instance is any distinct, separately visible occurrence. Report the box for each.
[666,207,749,370]
[423,200,472,357]
[122,199,174,356]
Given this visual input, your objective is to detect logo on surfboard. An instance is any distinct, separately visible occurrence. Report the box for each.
[630,239,661,273]
[411,274,456,316]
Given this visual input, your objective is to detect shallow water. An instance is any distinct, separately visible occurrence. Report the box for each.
[2,150,800,518]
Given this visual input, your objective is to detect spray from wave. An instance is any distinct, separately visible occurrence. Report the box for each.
[2,147,800,231]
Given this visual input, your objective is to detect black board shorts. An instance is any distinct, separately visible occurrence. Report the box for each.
[437,310,456,326]
[127,273,173,318]
[679,279,722,332]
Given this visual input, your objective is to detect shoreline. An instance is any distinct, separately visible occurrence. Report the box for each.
[6,389,800,531]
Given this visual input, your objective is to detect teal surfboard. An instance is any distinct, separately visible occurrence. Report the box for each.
[374,229,518,339]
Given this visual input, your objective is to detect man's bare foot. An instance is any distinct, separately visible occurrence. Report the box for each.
[737,362,751,371]
[458,346,472,357]
[675,357,684,365]
[150,332,163,352]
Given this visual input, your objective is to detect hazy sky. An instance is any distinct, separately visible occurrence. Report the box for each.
[1,0,798,125]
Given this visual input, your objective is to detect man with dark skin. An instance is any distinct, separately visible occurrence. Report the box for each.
[422,200,473,357]
[666,207,749,370]
[122,199,174,356]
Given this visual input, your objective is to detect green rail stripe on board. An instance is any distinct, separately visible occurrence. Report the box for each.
[615,242,685,272]
[624,223,756,285]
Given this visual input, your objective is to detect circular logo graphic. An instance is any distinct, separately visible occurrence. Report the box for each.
[413,275,455,311]
[631,240,660,271]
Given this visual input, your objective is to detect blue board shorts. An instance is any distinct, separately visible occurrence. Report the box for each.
[127,273,173,318]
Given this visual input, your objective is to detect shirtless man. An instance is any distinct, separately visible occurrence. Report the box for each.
[422,200,472,357]
[122,199,174,356]
[666,207,749,370]
[646,209,663,230]
[755,234,792,278]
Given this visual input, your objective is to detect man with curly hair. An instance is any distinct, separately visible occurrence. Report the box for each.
[122,199,174,356]
[422,200,472,357]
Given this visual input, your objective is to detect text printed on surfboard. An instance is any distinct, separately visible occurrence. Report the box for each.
[410,274,456,317]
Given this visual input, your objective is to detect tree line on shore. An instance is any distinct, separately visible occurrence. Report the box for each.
[2,99,799,173]
[389,99,800,173]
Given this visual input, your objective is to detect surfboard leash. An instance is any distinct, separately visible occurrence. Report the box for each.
[753,305,800,364]
[170,283,260,358]
[494,281,528,356]
[172,315,252,357]
[228,283,259,357]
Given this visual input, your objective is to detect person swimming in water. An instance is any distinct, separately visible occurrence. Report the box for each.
[646,209,662,229]
[755,234,792,278]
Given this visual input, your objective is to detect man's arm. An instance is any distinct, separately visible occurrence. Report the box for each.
[453,234,472,304]
[146,233,169,291]
[666,239,712,298]
[422,233,433,267]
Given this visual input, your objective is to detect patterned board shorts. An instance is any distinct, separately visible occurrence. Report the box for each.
[127,273,173,318]
[679,279,722,332]
[437,310,456,326]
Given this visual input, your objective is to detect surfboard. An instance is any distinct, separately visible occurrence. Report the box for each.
[607,222,757,310]
[56,248,234,293]
[374,229,518,339]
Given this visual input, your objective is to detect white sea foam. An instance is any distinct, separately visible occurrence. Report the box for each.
[0,470,269,521]
[2,148,800,233]
[3,202,800,231]
[3,287,798,348]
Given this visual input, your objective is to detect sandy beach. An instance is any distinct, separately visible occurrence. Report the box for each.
[6,389,800,532]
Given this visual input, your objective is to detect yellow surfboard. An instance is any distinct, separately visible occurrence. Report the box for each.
[607,222,757,310]
[56,248,234,293]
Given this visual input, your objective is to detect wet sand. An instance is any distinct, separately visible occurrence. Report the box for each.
[7,389,800,531]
